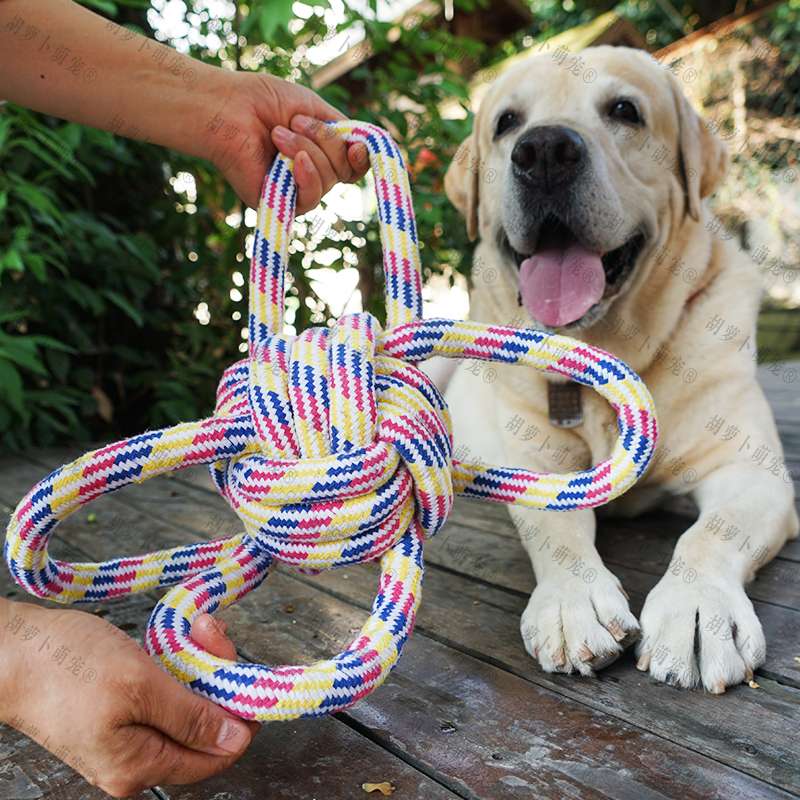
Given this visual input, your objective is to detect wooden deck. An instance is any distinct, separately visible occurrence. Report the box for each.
[1,362,799,799]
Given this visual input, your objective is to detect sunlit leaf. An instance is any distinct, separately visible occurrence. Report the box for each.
[257,0,295,41]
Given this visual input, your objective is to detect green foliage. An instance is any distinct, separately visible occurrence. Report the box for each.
[612,0,687,48]
[6,0,796,447]
[0,99,241,446]
[0,0,483,448]
[769,0,800,73]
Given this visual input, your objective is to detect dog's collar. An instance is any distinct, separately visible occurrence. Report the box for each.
[548,381,583,428]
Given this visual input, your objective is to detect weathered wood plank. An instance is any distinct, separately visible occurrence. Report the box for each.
[757,362,800,413]
[427,520,800,688]
[223,569,798,799]
[10,450,800,792]
[0,465,455,800]
[158,720,460,800]
[742,363,799,560]
[303,558,800,788]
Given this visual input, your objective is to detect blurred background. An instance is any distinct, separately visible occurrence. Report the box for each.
[0,0,797,447]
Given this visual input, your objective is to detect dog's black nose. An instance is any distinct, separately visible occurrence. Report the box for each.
[511,126,587,190]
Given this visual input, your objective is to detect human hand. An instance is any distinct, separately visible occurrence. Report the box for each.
[1,601,257,798]
[0,1,369,215]
[201,71,369,212]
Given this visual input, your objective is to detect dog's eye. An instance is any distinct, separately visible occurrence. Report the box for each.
[495,110,520,138]
[608,99,643,126]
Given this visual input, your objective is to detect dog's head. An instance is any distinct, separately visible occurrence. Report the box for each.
[445,45,728,330]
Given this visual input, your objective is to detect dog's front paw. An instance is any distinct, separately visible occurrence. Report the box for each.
[520,565,639,676]
[637,570,766,692]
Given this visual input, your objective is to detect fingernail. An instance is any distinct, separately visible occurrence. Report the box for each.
[293,114,313,132]
[272,125,292,145]
[216,719,250,754]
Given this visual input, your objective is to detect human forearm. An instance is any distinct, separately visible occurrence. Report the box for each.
[0,0,229,160]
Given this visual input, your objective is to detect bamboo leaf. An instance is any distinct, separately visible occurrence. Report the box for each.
[0,359,26,418]
[104,290,144,327]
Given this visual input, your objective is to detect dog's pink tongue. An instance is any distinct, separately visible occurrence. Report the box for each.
[519,244,605,327]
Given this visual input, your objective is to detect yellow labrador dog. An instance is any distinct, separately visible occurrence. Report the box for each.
[442,45,798,692]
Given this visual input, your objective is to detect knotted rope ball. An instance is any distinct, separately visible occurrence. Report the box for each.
[4,121,658,722]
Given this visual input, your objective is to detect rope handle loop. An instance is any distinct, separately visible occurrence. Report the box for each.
[249,119,423,349]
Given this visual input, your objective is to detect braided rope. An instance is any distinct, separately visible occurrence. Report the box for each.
[4,121,658,721]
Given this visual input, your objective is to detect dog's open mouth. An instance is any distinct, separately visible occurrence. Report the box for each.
[506,214,645,328]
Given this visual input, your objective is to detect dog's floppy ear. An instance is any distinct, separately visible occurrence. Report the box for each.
[445,131,481,241]
[668,72,728,221]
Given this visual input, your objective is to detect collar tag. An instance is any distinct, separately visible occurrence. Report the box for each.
[548,382,583,428]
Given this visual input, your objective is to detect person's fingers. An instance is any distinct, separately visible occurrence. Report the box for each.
[289,116,369,182]
[295,151,324,214]
[348,142,370,178]
[268,126,323,211]
[118,726,240,792]
[290,114,355,183]
[191,614,238,661]
[272,125,337,192]
[137,661,254,758]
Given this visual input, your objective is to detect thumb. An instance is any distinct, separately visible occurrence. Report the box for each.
[143,658,255,757]
[348,143,370,178]
[191,613,238,660]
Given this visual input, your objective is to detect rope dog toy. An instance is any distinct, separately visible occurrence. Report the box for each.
[4,121,658,721]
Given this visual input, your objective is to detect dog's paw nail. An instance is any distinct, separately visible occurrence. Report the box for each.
[553,647,567,667]
[636,654,651,671]
[744,667,754,683]
[709,681,726,695]
[608,621,627,642]
[577,644,594,662]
